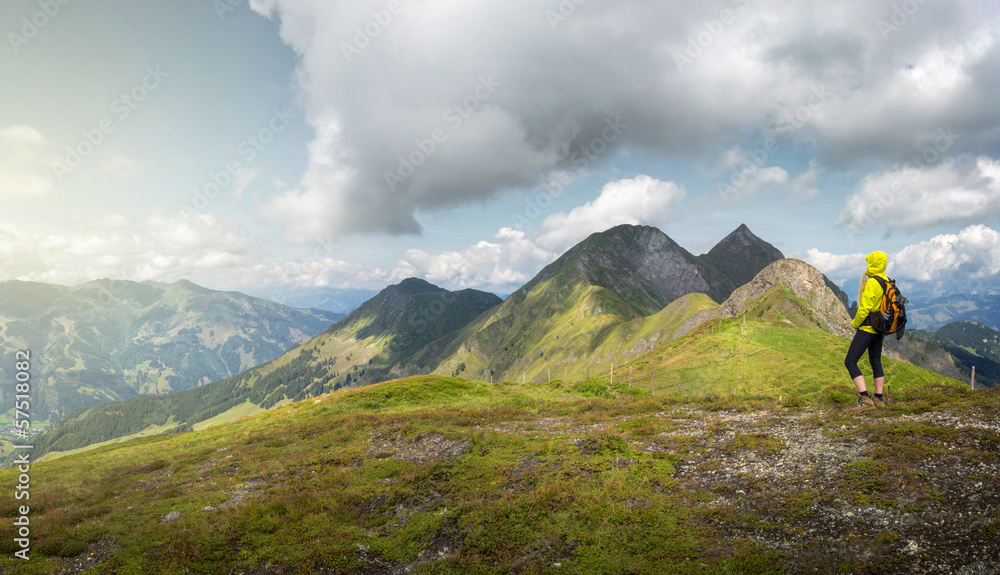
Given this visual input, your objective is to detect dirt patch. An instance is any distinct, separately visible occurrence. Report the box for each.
[50,538,117,575]
[479,416,609,437]
[412,519,462,565]
[358,492,390,517]
[506,456,562,494]
[507,534,580,574]
[368,431,470,464]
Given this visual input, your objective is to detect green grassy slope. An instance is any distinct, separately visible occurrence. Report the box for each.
[431,225,788,388]
[593,284,947,400]
[18,281,499,460]
[0,366,990,574]
[436,268,852,394]
[636,316,948,400]
[432,274,651,383]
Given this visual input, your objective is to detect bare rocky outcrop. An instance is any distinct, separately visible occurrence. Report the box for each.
[676,259,855,339]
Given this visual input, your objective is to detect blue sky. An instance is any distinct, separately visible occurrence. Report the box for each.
[2,0,999,298]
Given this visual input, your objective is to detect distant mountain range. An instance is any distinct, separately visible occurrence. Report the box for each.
[902,277,1000,301]
[904,293,1000,331]
[830,275,1000,333]
[21,223,983,460]
[239,285,377,314]
[25,224,825,455]
[25,278,502,456]
[906,321,1000,388]
[0,279,342,422]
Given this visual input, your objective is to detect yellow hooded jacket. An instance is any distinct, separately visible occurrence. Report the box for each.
[852,251,889,334]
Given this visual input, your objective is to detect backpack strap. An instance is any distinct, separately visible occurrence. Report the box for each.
[862,276,889,328]
[871,276,888,292]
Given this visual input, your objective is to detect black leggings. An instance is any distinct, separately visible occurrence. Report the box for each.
[845,330,884,379]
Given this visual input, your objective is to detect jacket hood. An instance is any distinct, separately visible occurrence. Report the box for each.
[865,251,887,276]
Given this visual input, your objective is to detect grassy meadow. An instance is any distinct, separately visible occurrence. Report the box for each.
[1,318,991,575]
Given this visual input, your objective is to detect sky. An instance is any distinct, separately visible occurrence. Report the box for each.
[2,0,1000,300]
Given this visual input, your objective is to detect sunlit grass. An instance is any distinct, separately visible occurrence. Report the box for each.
[0,341,985,574]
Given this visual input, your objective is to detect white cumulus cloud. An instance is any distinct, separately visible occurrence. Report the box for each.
[398,227,557,291]
[838,156,1000,235]
[802,224,1000,297]
[799,248,868,285]
[893,224,1000,283]
[388,175,685,291]
[0,212,252,286]
[536,175,685,251]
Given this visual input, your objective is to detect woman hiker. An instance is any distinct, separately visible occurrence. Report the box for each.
[846,250,889,410]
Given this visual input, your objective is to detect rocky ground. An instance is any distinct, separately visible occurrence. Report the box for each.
[44,393,1000,575]
[661,406,1000,574]
[473,399,1000,574]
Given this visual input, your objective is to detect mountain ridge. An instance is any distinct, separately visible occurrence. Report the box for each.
[432,223,784,382]
[0,278,342,422]
[20,279,501,457]
[18,223,921,459]
[675,258,856,340]
[907,321,1000,387]
[701,223,786,289]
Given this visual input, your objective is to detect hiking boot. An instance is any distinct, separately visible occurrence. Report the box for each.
[872,395,885,408]
[853,394,875,411]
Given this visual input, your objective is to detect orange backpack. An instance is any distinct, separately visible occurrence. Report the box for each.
[867,276,907,339]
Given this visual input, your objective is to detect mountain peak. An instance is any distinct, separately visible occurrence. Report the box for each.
[391,277,447,296]
[165,278,215,295]
[595,223,677,248]
[713,224,777,251]
[576,224,731,311]
[703,224,785,289]
[600,223,663,238]
[677,258,855,339]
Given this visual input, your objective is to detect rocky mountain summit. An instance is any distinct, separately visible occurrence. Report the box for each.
[677,258,855,339]
[702,223,786,289]
[437,223,786,383]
